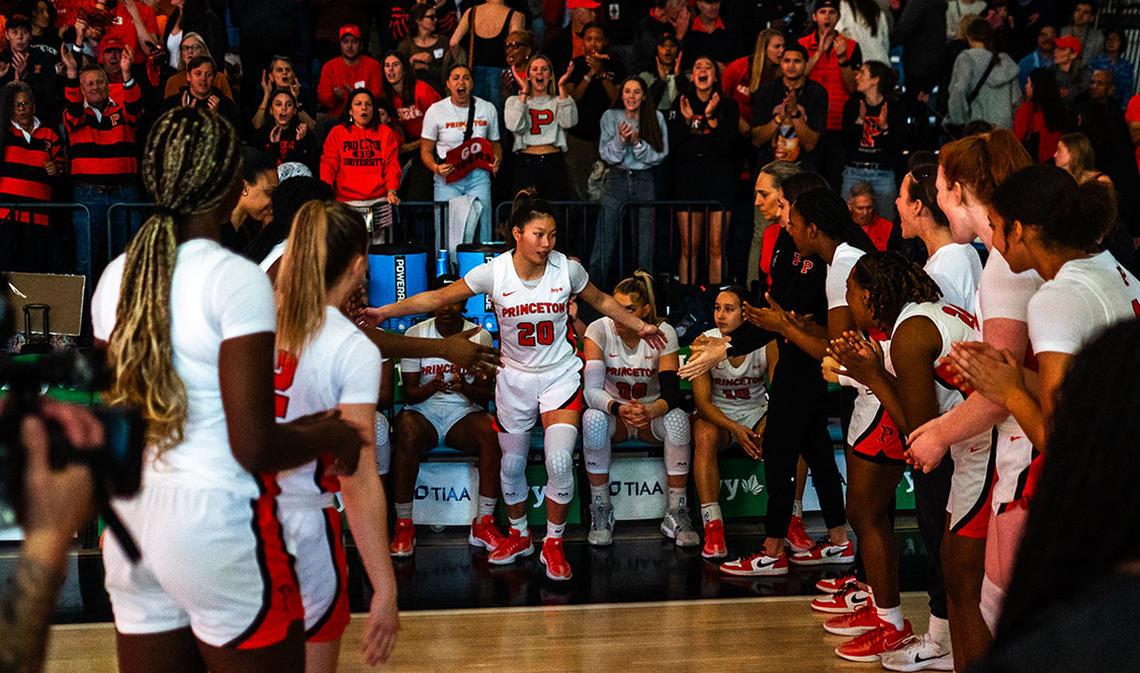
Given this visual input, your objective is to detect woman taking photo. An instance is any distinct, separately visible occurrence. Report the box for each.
[841,61,905,222]
[93,107,364,673]
[674,56,739,285]
[380,50,442,201]
[1013,68,1069,163]
[503,54,577,199]
[320,88,402,211]
[361,192,667,581]
[271,200,399,671]
[593,75,667,287]
[420,64,502,244]
[581,271,696,548]
[0,82,66,272]
[250,88,317,171]
[397,2,461,95]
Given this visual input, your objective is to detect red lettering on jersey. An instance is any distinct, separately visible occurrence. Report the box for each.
[723,388,752,400]
[1117,265,1130,286]
[529,109,554,134]
[1133,298,1140,317]
[615,381,648,400]
[941,304,978,330]
[801,259,814,274]
[274,350,299,418]
[517,320,555,346]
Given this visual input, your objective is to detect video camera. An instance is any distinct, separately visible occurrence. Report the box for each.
[0,273,145,558]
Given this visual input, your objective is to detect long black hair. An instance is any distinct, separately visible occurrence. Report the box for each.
[380,50,417,103]
[792,187,877,252]
[990,164,1118,252]
[996,320,1140,641]
[1026,68,1069,133]
[612,75,664,153]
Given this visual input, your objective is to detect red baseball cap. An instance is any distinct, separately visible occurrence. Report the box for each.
[98,35,126,56]
[1054,35,1082,55]
[567,0,601,9]
[339,24,362,40]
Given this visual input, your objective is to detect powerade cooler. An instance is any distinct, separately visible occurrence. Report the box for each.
[456,243,507,333]
[368,243,427,332]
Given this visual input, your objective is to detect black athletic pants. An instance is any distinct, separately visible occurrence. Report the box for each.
[912,454,953,619]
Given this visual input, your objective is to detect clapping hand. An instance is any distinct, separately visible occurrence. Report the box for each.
[945,341,1025,407]
[557,62,574,98]
[827,330,884,385]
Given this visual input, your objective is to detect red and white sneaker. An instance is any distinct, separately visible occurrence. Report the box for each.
[823,604,882,636]
[468,515,506,551]
[785,515,814,553]
[719,550,788,577]
[810,580,872,613]
[789,537,855,565]
[701,519,728,559]
[389,518,415,557]
[539,537,572,580]
[835,619,914,662]
[816,572,858,594]
[488,528,534,565]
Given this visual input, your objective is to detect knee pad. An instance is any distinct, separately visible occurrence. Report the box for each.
[543,423,578,505]
[498,432,530,506]
[979,574,1004,636]
[375,412,391,475]
[581,408,614,475]
[656,409,692,476]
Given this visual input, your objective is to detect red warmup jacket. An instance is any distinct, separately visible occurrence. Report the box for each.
[320,123,401,202]
[317,56,382,117]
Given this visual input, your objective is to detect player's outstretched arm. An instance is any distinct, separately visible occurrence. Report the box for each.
[361,281,476,325]
[578,282,667,349]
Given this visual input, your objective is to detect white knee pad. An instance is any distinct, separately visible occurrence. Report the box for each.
[980,574,1005,635]
[655,408,692,476]
[581,408,615,476]
[498,432,530,506]
[375,412,391,475]
[543,423,578,505]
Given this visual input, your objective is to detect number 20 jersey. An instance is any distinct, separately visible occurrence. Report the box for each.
[466,249,588,373]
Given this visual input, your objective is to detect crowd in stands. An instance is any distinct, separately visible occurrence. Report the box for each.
[0,0,1137,290]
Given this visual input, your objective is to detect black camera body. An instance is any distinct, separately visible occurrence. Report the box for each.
[0,274,145,529]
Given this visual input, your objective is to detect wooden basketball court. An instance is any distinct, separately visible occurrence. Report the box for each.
[45,593,930,672]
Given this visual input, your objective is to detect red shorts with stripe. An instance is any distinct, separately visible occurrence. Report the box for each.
[103,478,303,649]
[849,406,906,465]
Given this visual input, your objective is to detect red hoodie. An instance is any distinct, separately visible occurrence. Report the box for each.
[320,123,401,202]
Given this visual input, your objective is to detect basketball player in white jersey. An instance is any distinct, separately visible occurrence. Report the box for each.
[906,130,1035,670]
[94,109,362,673]
[389,277,503,557]
[361,192,667,581]
[691,286,770,563]
[947,166,1140,480]
[828,252,994,667]
[270,201,399,671]
[581,271,696,548]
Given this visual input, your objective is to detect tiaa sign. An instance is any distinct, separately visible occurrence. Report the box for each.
[411,462,478,526]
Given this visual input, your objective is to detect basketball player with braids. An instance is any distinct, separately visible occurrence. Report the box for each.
[581,271,697,548]
[828,252,992,668]
[92,108,363,673]
[362,192,667,581]
[271,200,400,671]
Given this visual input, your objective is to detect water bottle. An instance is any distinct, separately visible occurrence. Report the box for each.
[436,249,449,278]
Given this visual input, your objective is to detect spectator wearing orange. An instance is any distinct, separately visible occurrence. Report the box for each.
[318,24,382,119]
[321,88,402,207]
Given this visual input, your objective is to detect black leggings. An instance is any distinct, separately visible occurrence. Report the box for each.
[913,454,954,619]
[762,367,846,539]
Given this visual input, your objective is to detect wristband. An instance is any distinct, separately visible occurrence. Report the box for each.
[608,400,621,416]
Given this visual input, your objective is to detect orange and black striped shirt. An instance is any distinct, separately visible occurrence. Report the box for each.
[0,121,67,226]
[63,77,142,186]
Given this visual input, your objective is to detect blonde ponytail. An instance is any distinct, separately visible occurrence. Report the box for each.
[614,270,659,325]
[276,201,331,356]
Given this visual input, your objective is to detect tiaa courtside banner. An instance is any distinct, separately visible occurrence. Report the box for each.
[411,462,479,526]
[609,457,668,521]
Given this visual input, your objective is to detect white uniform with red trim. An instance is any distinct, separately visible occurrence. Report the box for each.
[585,317,679,438]
[892,302,993,535]
[464,250,589,433]
[93,239,302,649]
[400,317,494,440]
[703,327,769,429]
[273,306,382,641]
[978,249,1044,513]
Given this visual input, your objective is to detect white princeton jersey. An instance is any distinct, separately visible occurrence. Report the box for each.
[925,243,983,312]
[400,317,494,410]
[259,240,287,272]
[91,239,277,498]
[464,249,589,372]
[704,328,769,418]
[891,302,980,415]
[273,306,382,505]
[1028,250,1140,356]
[825,242,865,310]
[584,317,678,405]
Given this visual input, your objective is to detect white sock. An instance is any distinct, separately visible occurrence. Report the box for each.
[792,499,804,518]
[878,605,905,631]
[590,482,611,505]
[509,514,528,536]
[669,487,686,510]
[476,495,496,519]
[928,615,951,647]
[700,502,723,525]
[395,502,413,520]
[546,521,566,539]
